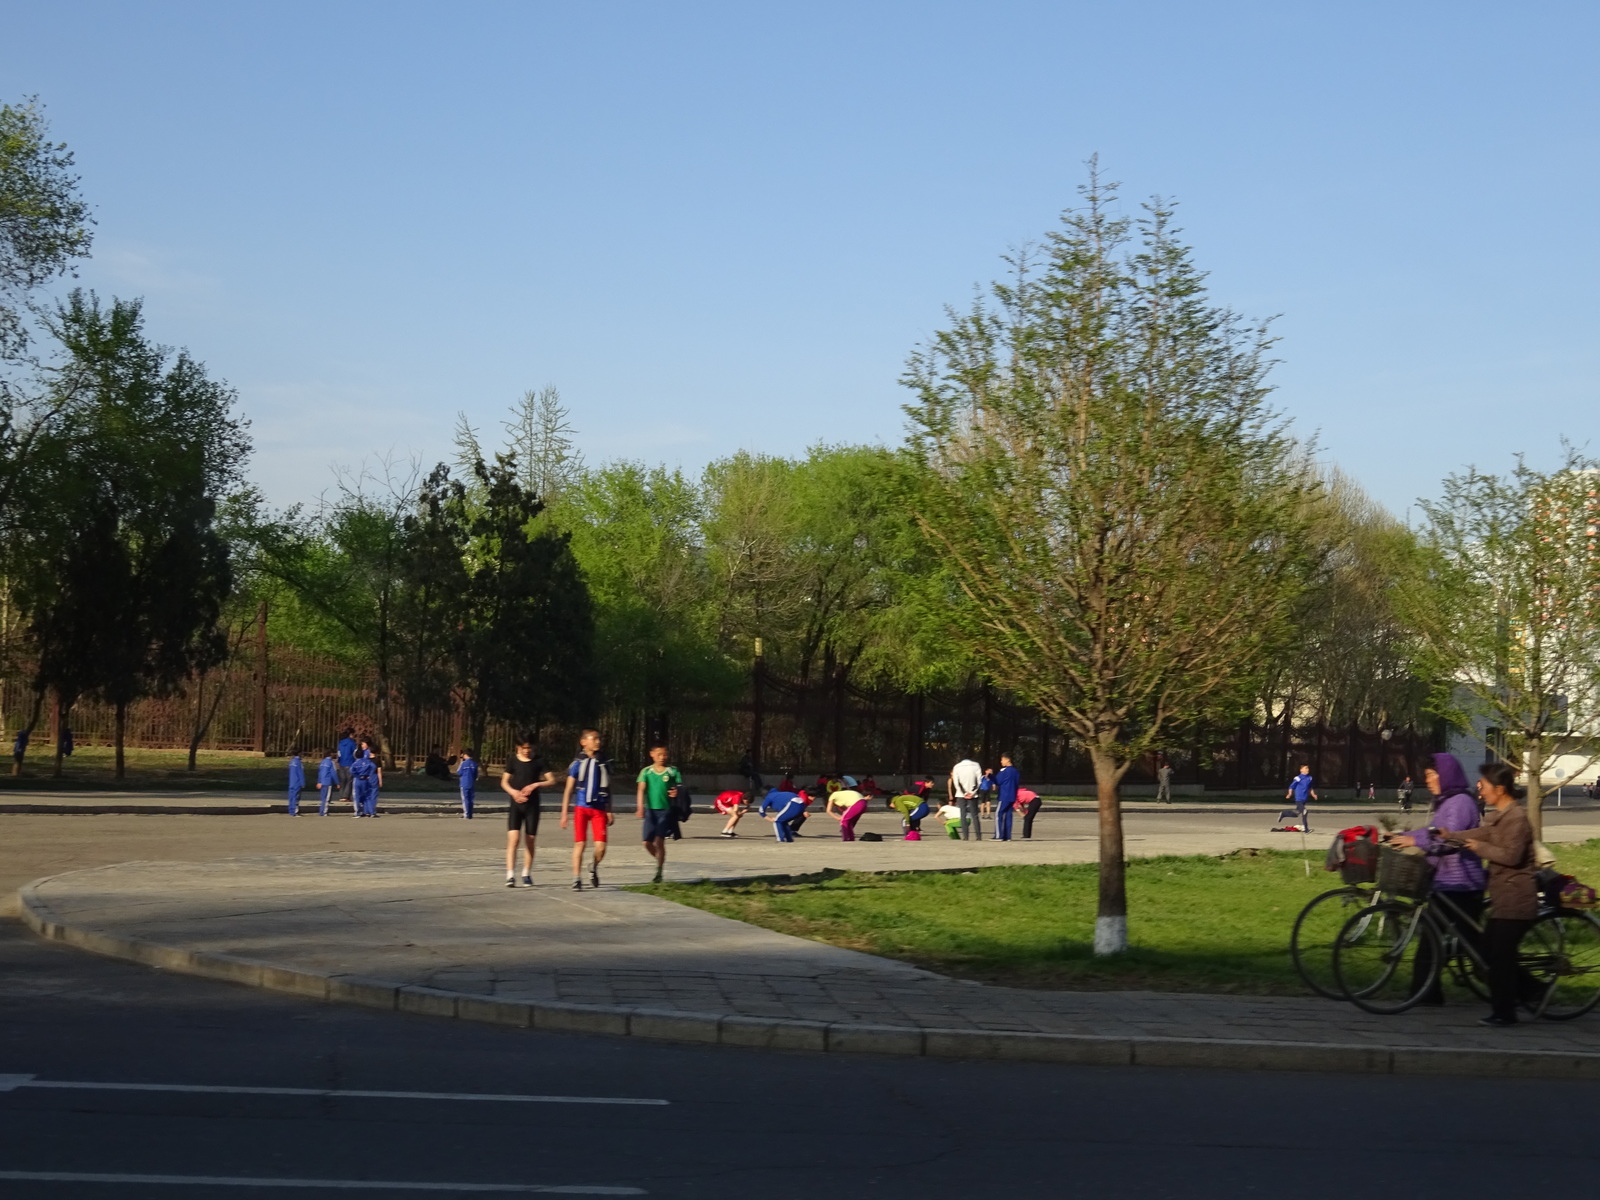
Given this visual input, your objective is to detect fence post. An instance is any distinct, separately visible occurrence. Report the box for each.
[252,601,268,754]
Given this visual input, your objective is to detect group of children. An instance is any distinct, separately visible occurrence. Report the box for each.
[286,730,384,817]
[707,760,1040,844]
[286,733,1043,884]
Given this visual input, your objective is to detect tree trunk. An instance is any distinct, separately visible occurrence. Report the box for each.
[52,695,73,779]
[1525,734,1545,843]
[1090,745,1128,955]
[12,689,43,777]
[114,701,127,780]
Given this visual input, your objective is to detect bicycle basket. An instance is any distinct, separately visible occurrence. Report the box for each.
[1377,847,1435,898]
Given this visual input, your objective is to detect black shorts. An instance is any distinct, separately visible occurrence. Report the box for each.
[507,800,541,834]
[641,808,678,841]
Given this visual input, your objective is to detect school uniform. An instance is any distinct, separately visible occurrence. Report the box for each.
[457,757,479,818]
[760,789,806,842]
[316,756,338,815]
[993,764,1020,840]
[287,755,305,815]
[350,754,379,817]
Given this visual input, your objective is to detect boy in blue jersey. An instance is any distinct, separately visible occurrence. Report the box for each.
[337,729,357,769]
[455,747,479,819]
[316,749,338,816]
[560,729,614,890]
[992,753,1020,840]
[287,752,305,816]
[1286,765,1317,831]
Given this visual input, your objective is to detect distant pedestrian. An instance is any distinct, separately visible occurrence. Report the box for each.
[1367,782,1377,801]
[949,754,983,841]
[1156,761,1173,804]
[336,755,354,812]
[316,749,338,816]
[561,729,614,890]
[738,749,763,796]
[58,726,74,757]
[993,753,1021,841]
[636,743,682,883]
[714,789,749,837]
[12,729,28,775]
[1399,776,1415,814]
[287,751,305,816]
[455,747,479,819]
[761,786,807,842]
[350,748,381,818]
[978,768,995,818]
[356,739,382,816]
[1018,787,1042,839]
[829,781,867,841]
[1285,764,1317,831]
[424,746,451,782]
[337,729,357,769]
[501,734,552,887]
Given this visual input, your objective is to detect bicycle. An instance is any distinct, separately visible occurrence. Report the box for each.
[1332,850,1600,1018]
[1291,882,1384,999]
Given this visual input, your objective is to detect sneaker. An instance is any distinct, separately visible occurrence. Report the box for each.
[505,877,516,888]
[718,830,735,838]
[521,875,532,887]
[570,878,583,891]
[652,867,664,884]
[589,870,600,889]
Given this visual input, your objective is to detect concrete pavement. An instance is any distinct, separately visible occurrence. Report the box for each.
[17,800,1600,1079]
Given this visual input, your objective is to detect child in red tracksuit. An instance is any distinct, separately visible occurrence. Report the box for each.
[715,789,749,837]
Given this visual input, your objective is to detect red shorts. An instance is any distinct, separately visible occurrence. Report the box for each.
[573,805,610,842]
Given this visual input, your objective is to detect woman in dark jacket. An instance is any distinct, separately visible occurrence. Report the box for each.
[1438,762,1539,1026]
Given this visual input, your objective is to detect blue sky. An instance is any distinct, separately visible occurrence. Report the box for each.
[4,1,1596,517]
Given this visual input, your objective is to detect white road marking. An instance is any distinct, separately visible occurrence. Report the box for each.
[0,1171,643,1193]
[1,1075,666,1105]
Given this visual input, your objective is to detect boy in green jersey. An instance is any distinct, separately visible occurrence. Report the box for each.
[635,743,682,883]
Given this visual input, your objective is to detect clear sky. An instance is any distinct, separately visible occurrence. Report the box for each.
[4,0,1596,517]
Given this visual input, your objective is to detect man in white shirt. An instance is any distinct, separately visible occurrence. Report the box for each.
[948,754,984,841]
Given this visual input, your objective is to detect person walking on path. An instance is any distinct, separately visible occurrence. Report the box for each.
[455,747,479,819]
[286,751,306,816]
[501,734,551,887]
[1285,765,1317,831]
[349,749,381,818]
[760,786,807,842]
[1156,761,1173,804]
[561,729,614,890]
[315,749,337,816]
[829,780,868,841]
[949,754,983,841]
[1389,751,1485,1004]
[993,753,1021,841]
[635,743,681,883]
[1399,776,1415,814]
[1018,787,1042,839]
[1435,762,1540,1026]
[738,749,763,797]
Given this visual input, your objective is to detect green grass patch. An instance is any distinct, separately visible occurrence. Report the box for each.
[636,841,1600,995]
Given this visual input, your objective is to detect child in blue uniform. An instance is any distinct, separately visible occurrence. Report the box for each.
[455,747,479,819]
[350,750,381,818]
[316,749,338,816]
[760,787,807,842]
[993,753,1020,840]
[287,752,306,815]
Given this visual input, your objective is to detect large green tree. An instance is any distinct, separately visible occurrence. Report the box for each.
[902,173,1316,954]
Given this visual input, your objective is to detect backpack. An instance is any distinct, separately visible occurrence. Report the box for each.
[1325,825,1380,884]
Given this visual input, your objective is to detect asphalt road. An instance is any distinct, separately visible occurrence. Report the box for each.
[2,920,1597,1199]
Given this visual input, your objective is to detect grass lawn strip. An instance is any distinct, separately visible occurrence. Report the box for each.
[636,841,1600,996]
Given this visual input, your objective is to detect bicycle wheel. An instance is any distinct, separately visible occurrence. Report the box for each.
[1333,901,1438,1014]
[1521,910,1600,1020]
[1291,886,1378,998]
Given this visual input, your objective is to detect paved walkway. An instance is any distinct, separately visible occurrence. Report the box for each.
[18,809,1600,1078]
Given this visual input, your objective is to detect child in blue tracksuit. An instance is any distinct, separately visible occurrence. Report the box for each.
[761,787,806,842]
[993,754,1020,840]
[350,750,381,817]
[455,748,479,819]
[316,750,338,816]
[287,753,305,815]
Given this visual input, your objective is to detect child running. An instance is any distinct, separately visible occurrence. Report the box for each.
[635,743,681,883]
[455,746,479,819]
[715,789,749,837]
[561,729,614,890]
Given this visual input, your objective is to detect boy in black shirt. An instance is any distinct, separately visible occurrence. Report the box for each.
[501,734,555,887]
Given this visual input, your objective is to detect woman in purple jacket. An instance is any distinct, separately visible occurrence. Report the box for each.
[1390,752,1485,1004]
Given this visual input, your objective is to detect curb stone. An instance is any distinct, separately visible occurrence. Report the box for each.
[16,880,1600,1081]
